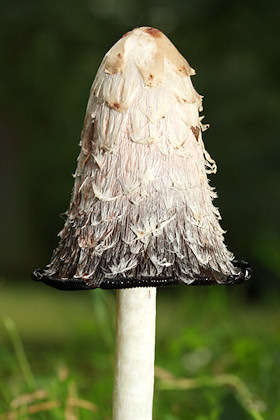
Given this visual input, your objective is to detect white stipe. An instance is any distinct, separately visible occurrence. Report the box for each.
[112,288,157,420]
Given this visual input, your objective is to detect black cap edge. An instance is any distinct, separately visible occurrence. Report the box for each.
[31,260,251,291]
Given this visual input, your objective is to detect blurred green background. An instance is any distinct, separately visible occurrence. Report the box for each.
[0,0,280,419]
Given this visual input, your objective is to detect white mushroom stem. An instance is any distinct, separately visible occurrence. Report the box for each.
[112,288,157,420]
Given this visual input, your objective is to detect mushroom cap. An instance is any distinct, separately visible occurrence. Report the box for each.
[32,27,251,290]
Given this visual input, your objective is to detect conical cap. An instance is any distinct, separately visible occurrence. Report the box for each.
[32,27,251,290]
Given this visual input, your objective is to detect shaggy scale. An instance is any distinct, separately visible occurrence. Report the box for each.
[32,27,251,290]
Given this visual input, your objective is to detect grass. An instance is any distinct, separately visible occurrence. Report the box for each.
[0,279,280,419]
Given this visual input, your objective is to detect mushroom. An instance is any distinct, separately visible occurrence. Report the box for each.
[32,27,251,420]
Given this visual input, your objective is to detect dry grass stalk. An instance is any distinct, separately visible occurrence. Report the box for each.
[0,400,61,420]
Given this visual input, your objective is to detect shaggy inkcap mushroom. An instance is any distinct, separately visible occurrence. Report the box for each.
[32,27,251,290]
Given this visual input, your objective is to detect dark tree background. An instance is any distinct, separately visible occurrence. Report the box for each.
[1,0,279,294]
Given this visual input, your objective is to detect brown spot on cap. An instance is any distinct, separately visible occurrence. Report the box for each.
[105,38,125,75]
[122,31,130,38]
[145,27,162,38]
[178,65,187,75]
[191,126,200,141]
[113,102,120,109]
